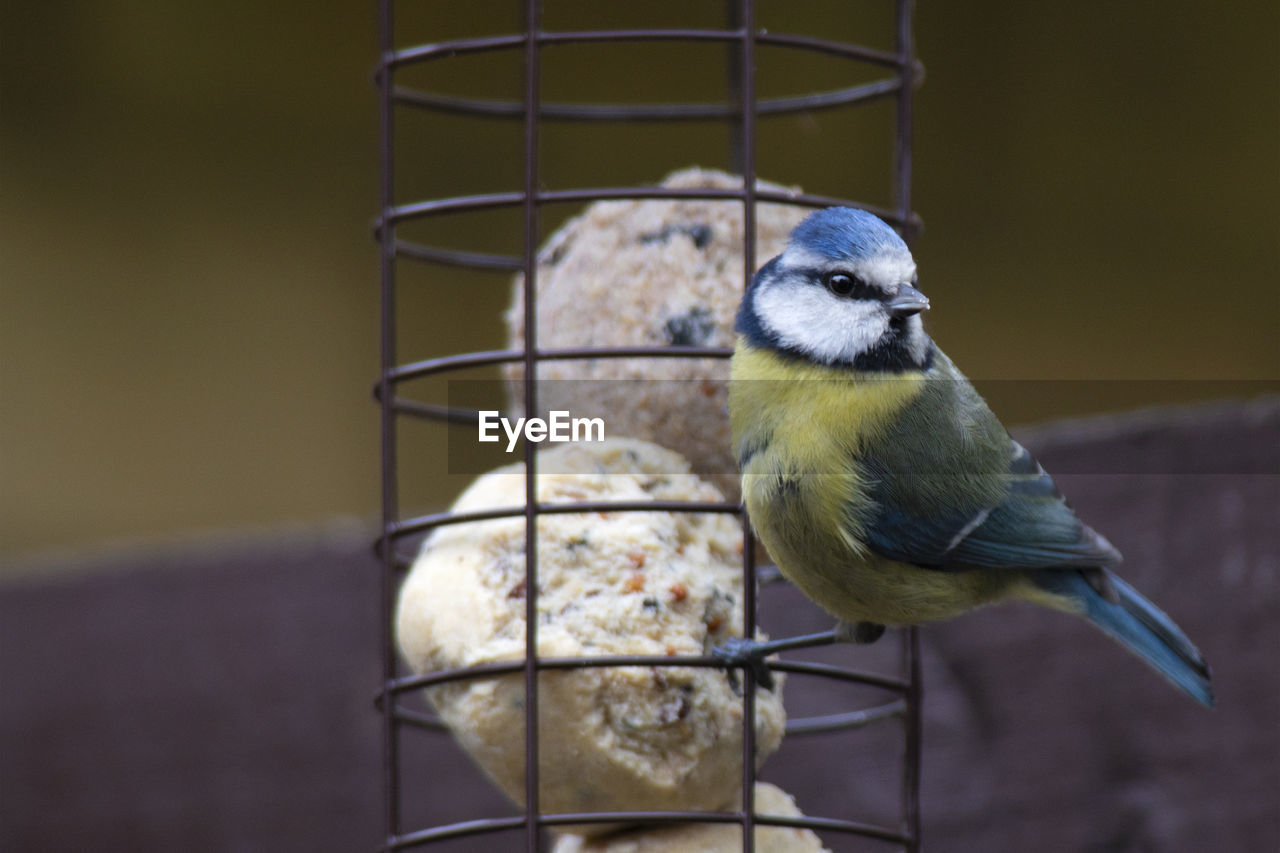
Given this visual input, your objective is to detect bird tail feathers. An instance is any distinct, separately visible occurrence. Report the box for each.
[1033,569,1215,708]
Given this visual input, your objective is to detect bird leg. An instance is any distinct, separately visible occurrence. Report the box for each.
[713,622,886,692]
[838,620,887,644]
[713,632,832,692]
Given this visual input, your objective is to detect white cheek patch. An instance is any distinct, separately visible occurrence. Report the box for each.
[755,281,889,364]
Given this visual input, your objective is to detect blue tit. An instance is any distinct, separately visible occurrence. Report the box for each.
[722,206,1214,707]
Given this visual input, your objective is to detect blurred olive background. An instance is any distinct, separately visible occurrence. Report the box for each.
[2,1,1276,567]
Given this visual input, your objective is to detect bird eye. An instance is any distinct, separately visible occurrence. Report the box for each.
[823,271,863,298]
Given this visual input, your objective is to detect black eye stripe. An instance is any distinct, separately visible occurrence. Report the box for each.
[780,266,885,299]
[821,269,872,299]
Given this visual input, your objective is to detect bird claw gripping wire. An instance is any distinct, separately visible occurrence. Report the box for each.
[712,635,780,693]
[714,622,891,693]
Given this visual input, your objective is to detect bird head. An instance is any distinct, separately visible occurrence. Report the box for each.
[737,207,932,371]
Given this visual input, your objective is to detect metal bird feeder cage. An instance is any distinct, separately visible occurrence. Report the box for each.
[374,2,925,850]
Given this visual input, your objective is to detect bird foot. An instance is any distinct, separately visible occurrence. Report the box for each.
[712,628,851,692]
[712,636,778,693]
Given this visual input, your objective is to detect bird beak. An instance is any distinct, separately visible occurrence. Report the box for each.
[888,284,930,317]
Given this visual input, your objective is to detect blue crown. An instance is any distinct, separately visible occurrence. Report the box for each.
[789,207,907,262]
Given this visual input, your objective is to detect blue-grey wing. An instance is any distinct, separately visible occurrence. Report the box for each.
[861,439,1122,571]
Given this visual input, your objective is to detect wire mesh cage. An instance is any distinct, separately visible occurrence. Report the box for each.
[375,2,925,850]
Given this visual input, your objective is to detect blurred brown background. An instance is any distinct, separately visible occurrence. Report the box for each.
[1,1,1276,564]
[2,3,1278,852]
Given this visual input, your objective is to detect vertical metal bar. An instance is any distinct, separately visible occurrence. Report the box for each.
[892,3,923,850]
[724,0,744,173]
[377,0,401,847]
[895,5,922,848]
[521,1,543,850]
[739,518,759,853]
[903,627,923,852]
[893,0,916,231]
[738,3,758,852]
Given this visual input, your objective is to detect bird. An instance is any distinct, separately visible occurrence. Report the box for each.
[718,206,1215,707]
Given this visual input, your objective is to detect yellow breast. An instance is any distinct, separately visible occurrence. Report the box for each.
[729,338,925,491]
[729,338,923,555]
[728,340,1009,624]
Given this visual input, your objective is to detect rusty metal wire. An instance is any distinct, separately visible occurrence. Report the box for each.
[375,2,923,850]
